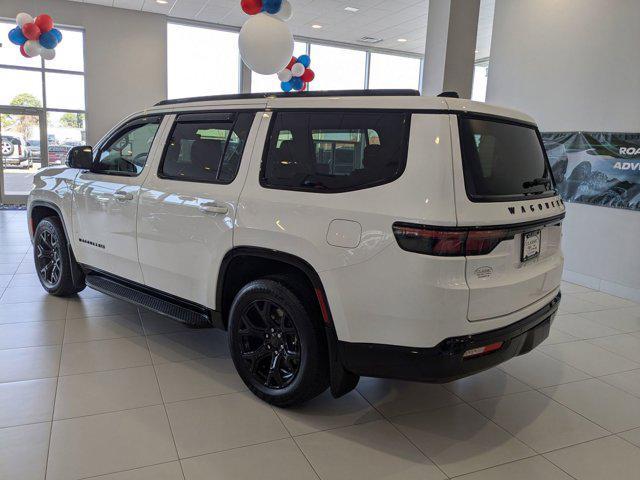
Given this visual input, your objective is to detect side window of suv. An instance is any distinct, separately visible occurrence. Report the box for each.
[93,117,162,176]
[160,112,254,184]
[262,111,410,192]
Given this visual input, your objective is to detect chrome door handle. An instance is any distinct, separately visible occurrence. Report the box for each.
[114,191,134,202]
[199,202,228,215]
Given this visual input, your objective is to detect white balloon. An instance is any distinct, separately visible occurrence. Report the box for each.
[239,14,294,75]
[16,12,33,28]
[277,69,292,82]
[41,48,56,61]
[291,63,305,77]
[24,40,42,58]
[275,0,293,21]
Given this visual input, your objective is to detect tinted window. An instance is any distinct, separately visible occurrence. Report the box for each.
[459,117,554,201]
[262,111,409,192]
[161,112,253,184]
[94,119,161,176]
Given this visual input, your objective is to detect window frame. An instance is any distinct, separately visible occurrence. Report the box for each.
[157,110,256,185]
[91,115,163,177]
[259,109,413,194]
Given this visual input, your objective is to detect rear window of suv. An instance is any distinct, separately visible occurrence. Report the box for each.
[458,116,555,201]
[262,111,409,192]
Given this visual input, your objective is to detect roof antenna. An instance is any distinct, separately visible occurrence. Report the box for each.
[438,91,460,98]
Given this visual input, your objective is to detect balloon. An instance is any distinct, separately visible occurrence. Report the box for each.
[8,27,27,46]
[19,45,29,58]
[275,0,293,21]
[16,12,33,28]
[297,54,311,68]
[51,28,63,43]
[22,23,41,41]
[41,48,56,60]
[290,62,305,77]
[23,40,42,57]
[277,69,292,82]
[300,83,307,92]
[35,14,54,33]
[39,31,59,49]
[241,0,262,15]
[301,68,315,82]
[262,0,282,15]
[290,76,303,90]
[281,81,293,92]
[286,56,297,70]
[239,14,293,75]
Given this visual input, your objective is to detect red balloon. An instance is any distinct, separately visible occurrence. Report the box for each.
[301,68,315,82]
[286,56,297,70]
[19,44,29,58]
[300,83,307,92]
[35,14,54,33]
[22,22,41,41]
[241,0,263,15]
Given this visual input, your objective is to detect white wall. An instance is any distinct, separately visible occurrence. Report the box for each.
[1,0,167,144]
[488,0,640,300]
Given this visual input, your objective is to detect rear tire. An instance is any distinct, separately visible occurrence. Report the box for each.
[228,278,329,407]
[34,216,85,296]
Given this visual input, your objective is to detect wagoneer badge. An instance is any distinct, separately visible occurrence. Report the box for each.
[475,266,493,279]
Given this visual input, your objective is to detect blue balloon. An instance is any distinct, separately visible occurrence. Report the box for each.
[39,31,59,50]
[262,0,282,14]
[290,77,303,91]
[297,54,311,68]
[8,26,27,46]
[281,81,293,92]
[51,28,63,43]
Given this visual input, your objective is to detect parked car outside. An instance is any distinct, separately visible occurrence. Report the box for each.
[47,145,70,165]
[26,139,41,162]
[1,134,33,168]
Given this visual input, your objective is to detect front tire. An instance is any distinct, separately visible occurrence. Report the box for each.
[34,216,85,296]
[228,278,329,407]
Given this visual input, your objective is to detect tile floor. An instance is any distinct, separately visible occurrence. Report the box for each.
[2,209,640,479]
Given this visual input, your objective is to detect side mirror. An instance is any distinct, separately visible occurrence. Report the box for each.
[67,146,94,169]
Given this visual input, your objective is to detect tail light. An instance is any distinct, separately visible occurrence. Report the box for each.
[18,144,22,156]
[393,223,514,256]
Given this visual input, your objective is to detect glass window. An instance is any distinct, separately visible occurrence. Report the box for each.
[0,68,44,106]
[94,119,161,176]
[251,42,308,93]
[168,23,239,99]
[369,53,421,90]
[44,28,84,72]
[161,112,254,183]
[309,45,366,91]
[459,117,553,201]
[46,112,86,165]
[262,111,409,192]
[0,22,41,68]
[472,62,489,102]
[45,72,85,110]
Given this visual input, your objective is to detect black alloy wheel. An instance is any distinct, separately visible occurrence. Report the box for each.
[238,299,301,389]
[35,228,62,288]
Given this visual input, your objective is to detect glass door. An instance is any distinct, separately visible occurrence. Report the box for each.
[0,107,47,204]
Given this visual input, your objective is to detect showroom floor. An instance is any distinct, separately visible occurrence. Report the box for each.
[2,210,640,480]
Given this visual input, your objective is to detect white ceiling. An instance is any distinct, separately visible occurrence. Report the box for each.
[66,0,494,57]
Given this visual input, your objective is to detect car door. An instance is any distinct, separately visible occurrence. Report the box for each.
[72,115,166,283]
[137,111,260,308]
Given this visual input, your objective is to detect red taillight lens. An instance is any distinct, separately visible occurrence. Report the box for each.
[393,223,513,257]
[18,144,22,156]
[463,341,504,359]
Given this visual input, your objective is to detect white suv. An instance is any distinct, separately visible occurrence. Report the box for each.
[27,90,564,406]
[2,134,33,168]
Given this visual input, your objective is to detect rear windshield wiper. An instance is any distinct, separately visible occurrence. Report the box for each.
[523,177,552,189]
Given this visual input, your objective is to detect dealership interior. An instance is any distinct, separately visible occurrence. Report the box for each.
[1,0,640,479]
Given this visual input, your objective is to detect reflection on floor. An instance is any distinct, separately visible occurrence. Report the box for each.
[1,209,640,480]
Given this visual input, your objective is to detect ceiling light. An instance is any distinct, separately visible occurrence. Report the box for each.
[312,24,323,29]
[397,38,408,42]
[345,7,359,12]
[156,0,168,4]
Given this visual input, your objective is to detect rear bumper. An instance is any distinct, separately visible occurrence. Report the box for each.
[339,292,560,383]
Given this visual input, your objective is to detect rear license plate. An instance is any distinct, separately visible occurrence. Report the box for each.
[521,229,541,262]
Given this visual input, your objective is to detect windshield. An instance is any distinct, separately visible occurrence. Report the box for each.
[459,116,555,201]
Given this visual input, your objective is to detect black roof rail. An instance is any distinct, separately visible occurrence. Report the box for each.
[438,91,460,98]
[154,89,421,107]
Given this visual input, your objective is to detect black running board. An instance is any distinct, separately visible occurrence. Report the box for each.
[85,273,212,328]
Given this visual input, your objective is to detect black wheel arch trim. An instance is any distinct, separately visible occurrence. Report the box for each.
[217,246,359,398]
